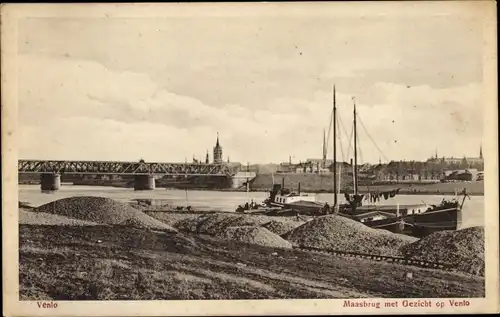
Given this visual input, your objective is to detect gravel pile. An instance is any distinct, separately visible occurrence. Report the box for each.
[228,215,274,227]
[174,213,260,235]
[401,226,485,276]
[283,215,417,256]
[196,213,242,234]
[174,214,208,232]
[35,196,177,232]
[174,212,307,236]
[263,220,305,236]
[216,226,292,249]
[116,216,179,232]
[19,209,100,226]
[146,212,200,227]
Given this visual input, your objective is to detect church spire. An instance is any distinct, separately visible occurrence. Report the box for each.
[480,143,483,159]
[213,132,223,164]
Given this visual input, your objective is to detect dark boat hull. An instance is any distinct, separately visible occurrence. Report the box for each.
[402,207,462,238]
[340,212,405,234]
[341,206,461,238]
[363,218,405,234]
[285,202,324,215]
[339,203,428,216]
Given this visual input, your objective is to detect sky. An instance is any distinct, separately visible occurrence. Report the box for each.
[18,8,485,165]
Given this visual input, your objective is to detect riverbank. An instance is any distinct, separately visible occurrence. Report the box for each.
[19,197,485,300]
[218,181,484,196]
[19,180,484,196]
[168,180,484,196]
[249,174,484,196]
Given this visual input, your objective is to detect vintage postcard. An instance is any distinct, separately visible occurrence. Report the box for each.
[2,1,498,316]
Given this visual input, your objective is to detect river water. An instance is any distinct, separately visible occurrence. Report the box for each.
[19,184,484,229]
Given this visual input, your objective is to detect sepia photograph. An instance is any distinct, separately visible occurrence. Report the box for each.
[2,1,498,316]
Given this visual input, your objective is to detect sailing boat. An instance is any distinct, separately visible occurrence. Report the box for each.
[335,96,466,238]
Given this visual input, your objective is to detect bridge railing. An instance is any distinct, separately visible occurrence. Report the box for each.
[18,160,240,176]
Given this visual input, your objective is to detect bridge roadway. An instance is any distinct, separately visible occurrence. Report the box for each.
[18,159,241,191]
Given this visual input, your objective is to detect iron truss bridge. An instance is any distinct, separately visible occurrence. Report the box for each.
[18,160,240,176]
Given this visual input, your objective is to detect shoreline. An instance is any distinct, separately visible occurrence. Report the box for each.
[18,182,484,196]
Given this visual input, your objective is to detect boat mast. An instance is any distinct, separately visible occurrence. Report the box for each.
[353,97,358,196]
[333,85,337,208]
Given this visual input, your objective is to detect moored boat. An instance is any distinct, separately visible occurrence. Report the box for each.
[400,194,466,238]
[339,196,465,237]
[262,182,325,215]
[236,85,466,238]
[285,200,327,215]
[327,87,464,238]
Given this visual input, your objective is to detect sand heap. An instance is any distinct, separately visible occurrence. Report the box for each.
[174,213,269,234]
[284,215,417,257]
[226,215,273,227]
[216,226,293,249]
[175,213,239,235]
[19,209,100,226]
[173,214,206,232]
[35,196,177,232]
[401,226,485,276]
[146,212,200,227]
[196,213,243,234]
[263,220,305,236]
[174,213,295,249]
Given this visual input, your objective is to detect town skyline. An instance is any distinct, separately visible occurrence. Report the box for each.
[127,132,485,166]
[18,7,485,165]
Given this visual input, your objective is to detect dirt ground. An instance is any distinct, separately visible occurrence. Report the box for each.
[19,224,485,300]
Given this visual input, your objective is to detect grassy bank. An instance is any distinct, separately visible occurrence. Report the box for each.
[20,224,484,300]
[249,175,484,196]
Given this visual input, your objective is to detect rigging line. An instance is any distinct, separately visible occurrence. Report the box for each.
[325,108,334,153]
[346,122,354,163]
[337,112,352,157]
[336,114,344,211]
[353,118,364,165]
[358,141,364,165]
[357,128,364,165]
[337,163,343,211]
[337,114,347,163]
[337,112,354,203]
[338,111,354,162]
[338,113,354,161]
[356,113,390,163]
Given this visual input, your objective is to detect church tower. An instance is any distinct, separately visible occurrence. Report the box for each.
[480,143,483,159]
[205,150,210,164]
[213,132,223,164]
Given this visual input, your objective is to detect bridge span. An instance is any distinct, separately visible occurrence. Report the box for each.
[18,159,241,191]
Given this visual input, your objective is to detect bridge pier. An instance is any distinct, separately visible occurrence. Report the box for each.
[40,173,61,191]
[134,175,155,191]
